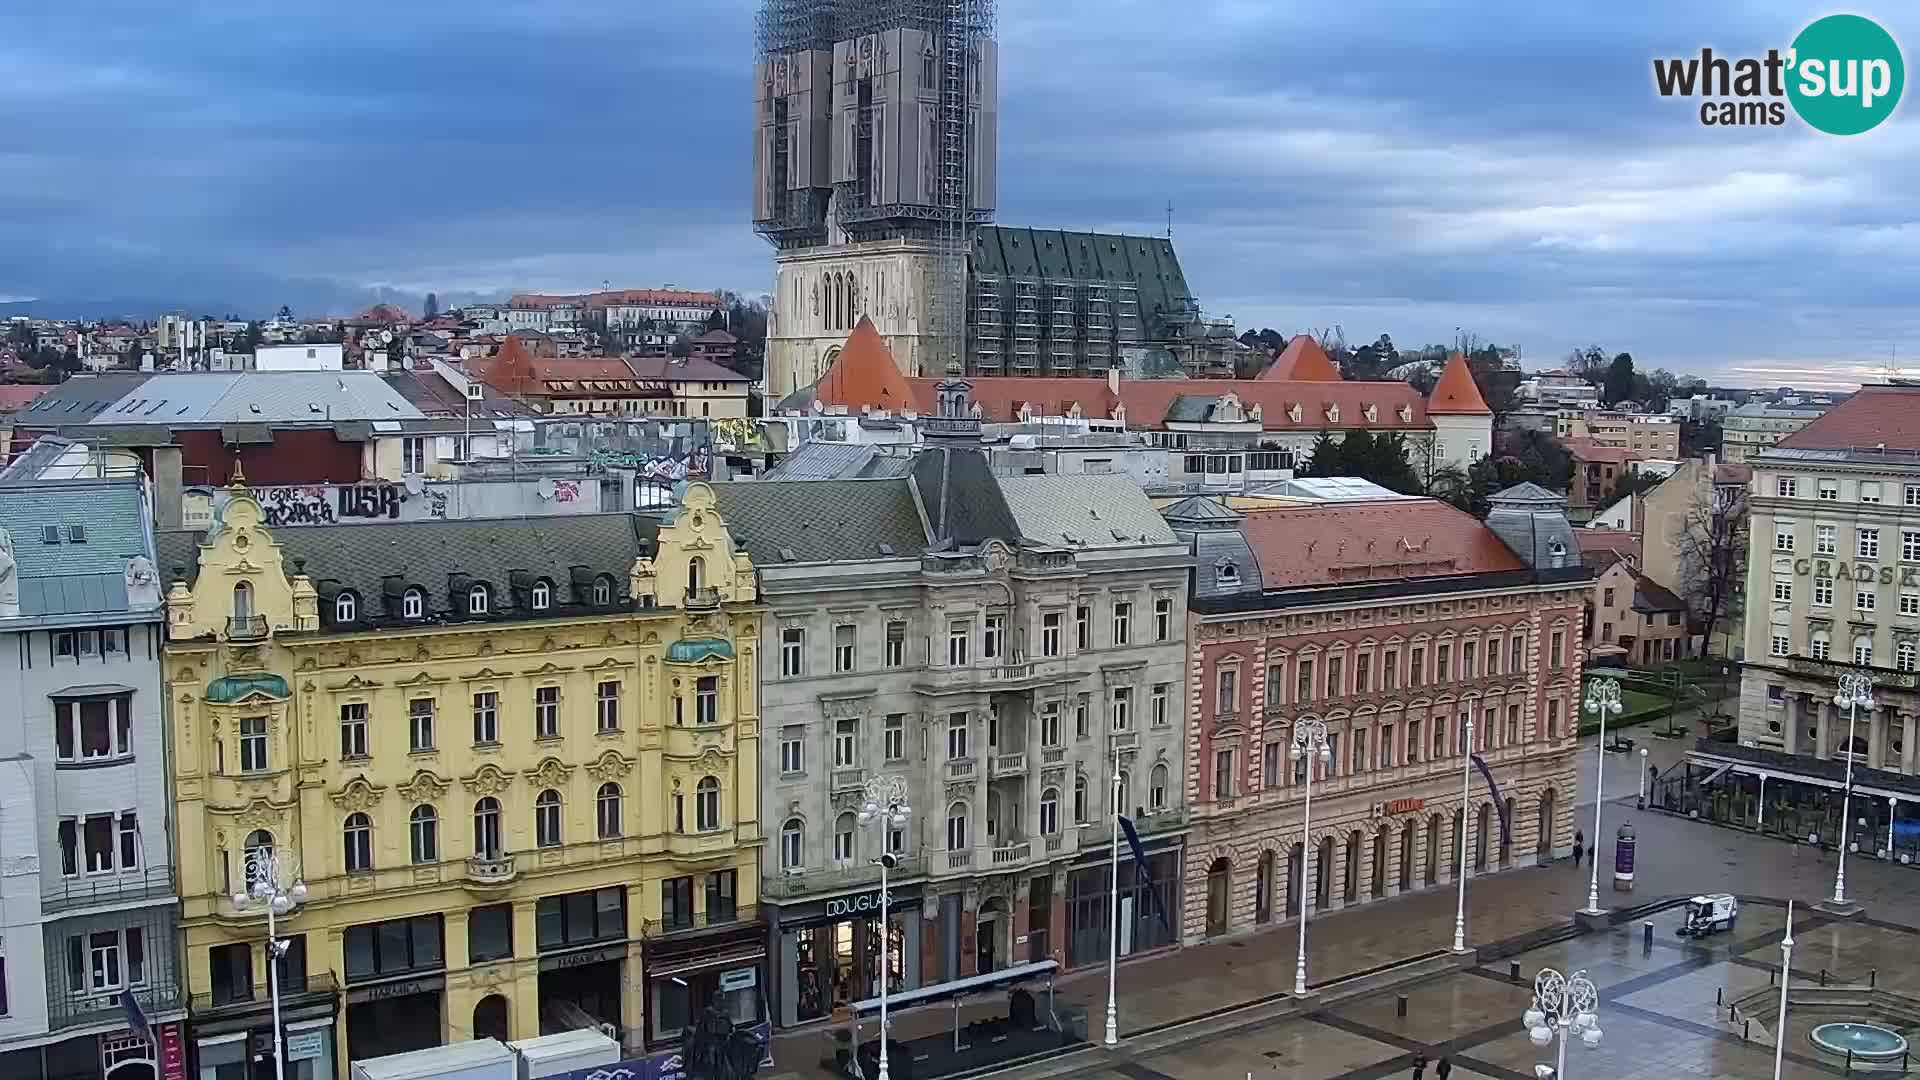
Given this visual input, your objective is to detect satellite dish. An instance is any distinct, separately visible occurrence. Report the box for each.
[403,474,424,495]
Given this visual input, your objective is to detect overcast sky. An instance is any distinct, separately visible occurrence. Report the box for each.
[4,1,1915,388]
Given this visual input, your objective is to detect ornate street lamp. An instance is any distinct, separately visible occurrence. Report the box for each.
[231,847,308,1080]
[857,775,911,1080]
[1453,713,1474,954]
[1831,672,1874,907]
[1290,717,1332,996]
[1581,679,1623,914]
[1524,966,1602,1079]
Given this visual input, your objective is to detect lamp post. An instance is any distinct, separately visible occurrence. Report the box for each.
[230,847,308,1080]
[1581,679,1623,915]
[1453,713,1474,954]
[1831,671,1874,907]
[1104,742,1122,1046]
[858,776,911,1080]
[1773,900,1795,1080]
[1291,717,1332,996]
[1524,966,1602,1080]
[1636,747,1650,810]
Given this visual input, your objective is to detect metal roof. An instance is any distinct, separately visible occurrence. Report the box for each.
[22,372,426,427]
[0,477,155,617]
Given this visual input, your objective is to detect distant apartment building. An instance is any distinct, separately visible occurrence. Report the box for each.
[1581,411,1680,457]
[1519,371,1601,409]
[1722,402,1829,463]
[508,290,723,338]
[1566,439,1644,521]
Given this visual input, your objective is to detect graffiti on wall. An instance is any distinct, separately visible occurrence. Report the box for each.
[199,477,592,528]
[258,486,338,526]
[589,446,712,480]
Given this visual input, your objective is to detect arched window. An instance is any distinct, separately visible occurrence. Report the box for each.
[242,829,274,889]
[344,813,372,873]
[834,812,856,864]
[410,805,439,865]
[335,591,357,623]
[593,575,614,606]
[232,580,254,620]
[1073,776,1088,824]
[402,587,425,619]
[468,584,490,615]
[473,797,502,859]
[1116,770,1131,817]
[1150,763,1169,811]
[688,556,705,595]
[780,818,804,870]
[535,790,562,848]
[1901,641,1917,673]
[696,776,721,831]
[596,782,623,839]
[531,581,551,611]
[1039,787,1060,834]
[1854,637,1874,667]
[946,801,968,850]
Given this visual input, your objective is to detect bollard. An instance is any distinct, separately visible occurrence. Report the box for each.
[1643,920,1653,954]
[1509,961,1521,981]
[1744,1019,1751,1040]
[1846,1048,1854,1075]
[1770,968,1777,986]
[1397,994,1408,1018]
[1716,987,1724,1005]
[1871,969,1878,989]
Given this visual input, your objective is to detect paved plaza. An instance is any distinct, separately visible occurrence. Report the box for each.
[765,729,1920,1079]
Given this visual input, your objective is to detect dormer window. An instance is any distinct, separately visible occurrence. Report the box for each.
[335,591,358,623]
[1216,561,1240,586]
[593,575,615,606]
[402,588,425,620]
[467,584,490,615]
[531,581,551,611]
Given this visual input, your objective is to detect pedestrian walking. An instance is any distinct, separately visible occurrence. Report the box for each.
[1436,1057,1452,1080]
[1572,829,1585,868]
[1411,1052,1428,1079]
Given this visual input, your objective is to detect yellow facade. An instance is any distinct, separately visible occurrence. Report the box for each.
[163,483,762,1074]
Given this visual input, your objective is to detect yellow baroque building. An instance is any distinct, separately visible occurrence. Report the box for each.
[158,481,764,1080]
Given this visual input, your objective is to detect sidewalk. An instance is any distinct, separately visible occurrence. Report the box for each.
[762,784,1920,1079]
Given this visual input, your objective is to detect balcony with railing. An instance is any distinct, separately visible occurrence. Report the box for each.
[988,841,1031,867]
[684,586,722,609]
[226,615,269,641]
[764,857,924,900]
[987,752,1028,779]
[831,768,867,793]
[643,903,759,938]
[42,866,176,915]
[190,972,339,1024]
[465,852,518,889]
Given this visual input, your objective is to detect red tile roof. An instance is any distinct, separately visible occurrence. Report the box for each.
[1426,352,1492,416]
[1776,385,1920,451]
[1238,499,1525,588]
[818,318,914,412]
[626,355,749,382]
[817,376,1430,431]
[1566,437,1642,465]
[0,384,51,412]
[474,339,669,399]
[1258,335,1342,382]
[1577,528,1640,562]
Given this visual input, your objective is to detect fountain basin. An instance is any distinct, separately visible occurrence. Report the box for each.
[1809,1022,1908,1061]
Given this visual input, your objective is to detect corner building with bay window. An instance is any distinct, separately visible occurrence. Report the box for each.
[713,442,1190,1029]
[159,481,764,1079]
[1167,483,1586,942]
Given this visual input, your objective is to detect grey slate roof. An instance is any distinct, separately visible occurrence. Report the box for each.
[0,477,155,617]
[762,443,915,481]
[157,512,657,627]
[1192,530,1264,599]
[17,371,425,427]
[710,479,930,565]
[996,474,1177,548]
[1488,481,1564,505]
[1631,572,1687,614]
[1162,495,1243,528]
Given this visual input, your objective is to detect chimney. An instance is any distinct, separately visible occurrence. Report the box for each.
[1106,364,1120,397]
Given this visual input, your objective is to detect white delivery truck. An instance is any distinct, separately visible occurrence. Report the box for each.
[350,1039,517,1080]
[510,1029,621,1079]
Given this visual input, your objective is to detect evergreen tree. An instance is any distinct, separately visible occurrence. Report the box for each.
[1603,352,1637,405]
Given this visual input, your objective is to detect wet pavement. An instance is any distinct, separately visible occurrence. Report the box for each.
[767,726,1920,1079]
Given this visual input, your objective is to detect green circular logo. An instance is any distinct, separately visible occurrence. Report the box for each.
[1788,14,1905,135]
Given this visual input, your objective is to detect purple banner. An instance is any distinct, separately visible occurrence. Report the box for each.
[560,1023,772,1080]
[1615,836,1635,876]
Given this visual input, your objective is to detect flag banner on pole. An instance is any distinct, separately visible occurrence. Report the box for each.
[121,988,151,1043]
[1117,815,1171,932]
[1469,754,1511,847]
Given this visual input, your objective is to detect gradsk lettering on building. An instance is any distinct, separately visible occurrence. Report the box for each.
[823,890,892,918]
[1790,558,1919,585]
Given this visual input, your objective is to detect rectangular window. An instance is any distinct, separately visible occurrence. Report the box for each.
[1382,650,1399,690]
[706,870,738,923]
[84,814,115,873]
[1861,528,1881,559]
[884,621,906,666]
[1379,724,1395,768]
[1862,481,1883,504]
[1075,603,1091,650]
[833,625,856,673]
[1904,530,1920,563]
[947,620,970,666]
[1265,663,1285,708]
[1773,578,1793,603]
[1041,612,1062,657]
[1297,658,1314,703]
[1550,631,1565,668]
[778,728,804,774]
[1325,732,1340,777]
[1775,523,1795,551]
[1486,639,1500,675]
[1354,652,1372,692]
[1818,525,1838,555]
[1901,592,1920,617]
[596,681,620,732]
[1351,728,1368,773]
[1151,683,1169,728]
[87,931,123,992]
[661,877,695,931]
[1110,687,1132,731]
[1510,635,1526,670]
[695,676,718,725]
[119,812,139,871]
[1857,588,1877,613]
[1771,634,1790,658]
[408,698,435,751]
[469,904,514,964]
[1460,642,1477,678]
[780,627,804,677]
[983,615,1004,660]
[532,889,622,953]
[1816,478,1838,501]
[947,712,970,759]
[1907,484,1920,508]
[1506,705,1520,745]
[834,719,858,768]
[340,702,369,759]
[239,716,269,772]
[1409,648,1425,686]
[1436,644,1452,681]
[1213,749,1234,799]
[1041,703,1062,748]
[1075,695,1090,739]
[1815,578,1835,607]
[1216,667,1238,715]
[1154,597,1173,641]
[1777,476,1799,497]
[1407,720,1422,763]
[1112,602,1132,645]
[1325,655,1344,698]
[534,686,559,738]
[884,714,906,760]
[1263,741,1282,788]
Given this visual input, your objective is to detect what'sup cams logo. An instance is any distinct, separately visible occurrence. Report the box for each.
[1653,14,1904,134]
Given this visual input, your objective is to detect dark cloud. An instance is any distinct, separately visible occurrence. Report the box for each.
[3,0,1914,383]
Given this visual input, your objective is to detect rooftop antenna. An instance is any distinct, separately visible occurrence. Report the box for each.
[1165,199,1174,241]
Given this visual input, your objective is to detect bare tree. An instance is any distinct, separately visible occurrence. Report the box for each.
[1673,482,1748,655]
[1565,344,1609,381]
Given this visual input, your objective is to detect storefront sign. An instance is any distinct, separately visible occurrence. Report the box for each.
[540,944,626,972]
[1791,558,1918,585]
[284,1031,325,1061]
[1384,797,1426,815]
[157,1022,187,1080]
[823,890,893,918]
[345,975,443,1004]
[718,967,757,992]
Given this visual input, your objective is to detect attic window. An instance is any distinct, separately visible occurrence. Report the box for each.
[335,591,358,623]
[402,588,425,620]
[593,575,615,606]
[1216,561,1240,586]
[41,525,62,544]
[67,525,87,543]
[532,581,552,611]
